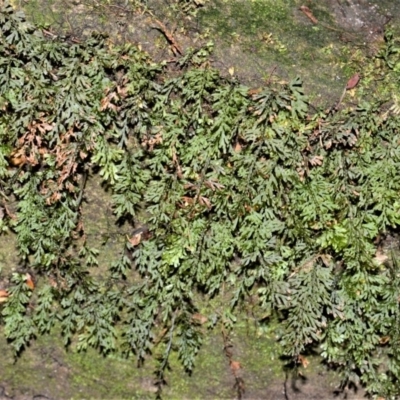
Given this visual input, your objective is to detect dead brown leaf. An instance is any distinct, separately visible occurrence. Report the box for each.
[204,180,225,191]
[9,148,27,167]
[230,360,241,373]
[127,232,142,247]
[298,354,309,368]
[309,155,323,166]
[192,313,208,325]
[379,336,390,345]
[181,196,195,207]
[234,142,242,152]
[100,91,118,112]
[199,196,212,209]
[25,273,35,290]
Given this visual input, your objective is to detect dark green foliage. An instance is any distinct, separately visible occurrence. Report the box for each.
[1,2,400,396]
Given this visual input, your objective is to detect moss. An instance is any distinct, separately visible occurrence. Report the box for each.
[0,319,291,399]
[0,0,398,397]
[195,0,391,106]
[197,1,347,100]
[11,0,62,28]
[12,0,391,106]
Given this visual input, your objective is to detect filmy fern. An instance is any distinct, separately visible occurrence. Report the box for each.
[1,3,400,397]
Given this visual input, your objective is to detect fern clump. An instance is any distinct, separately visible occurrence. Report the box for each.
[1,2,400,396]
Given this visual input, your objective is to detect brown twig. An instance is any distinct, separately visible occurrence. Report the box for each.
[299,5,358,39]
[41,28,57,38]
[300,5,318,24]
[153,18,182,55]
